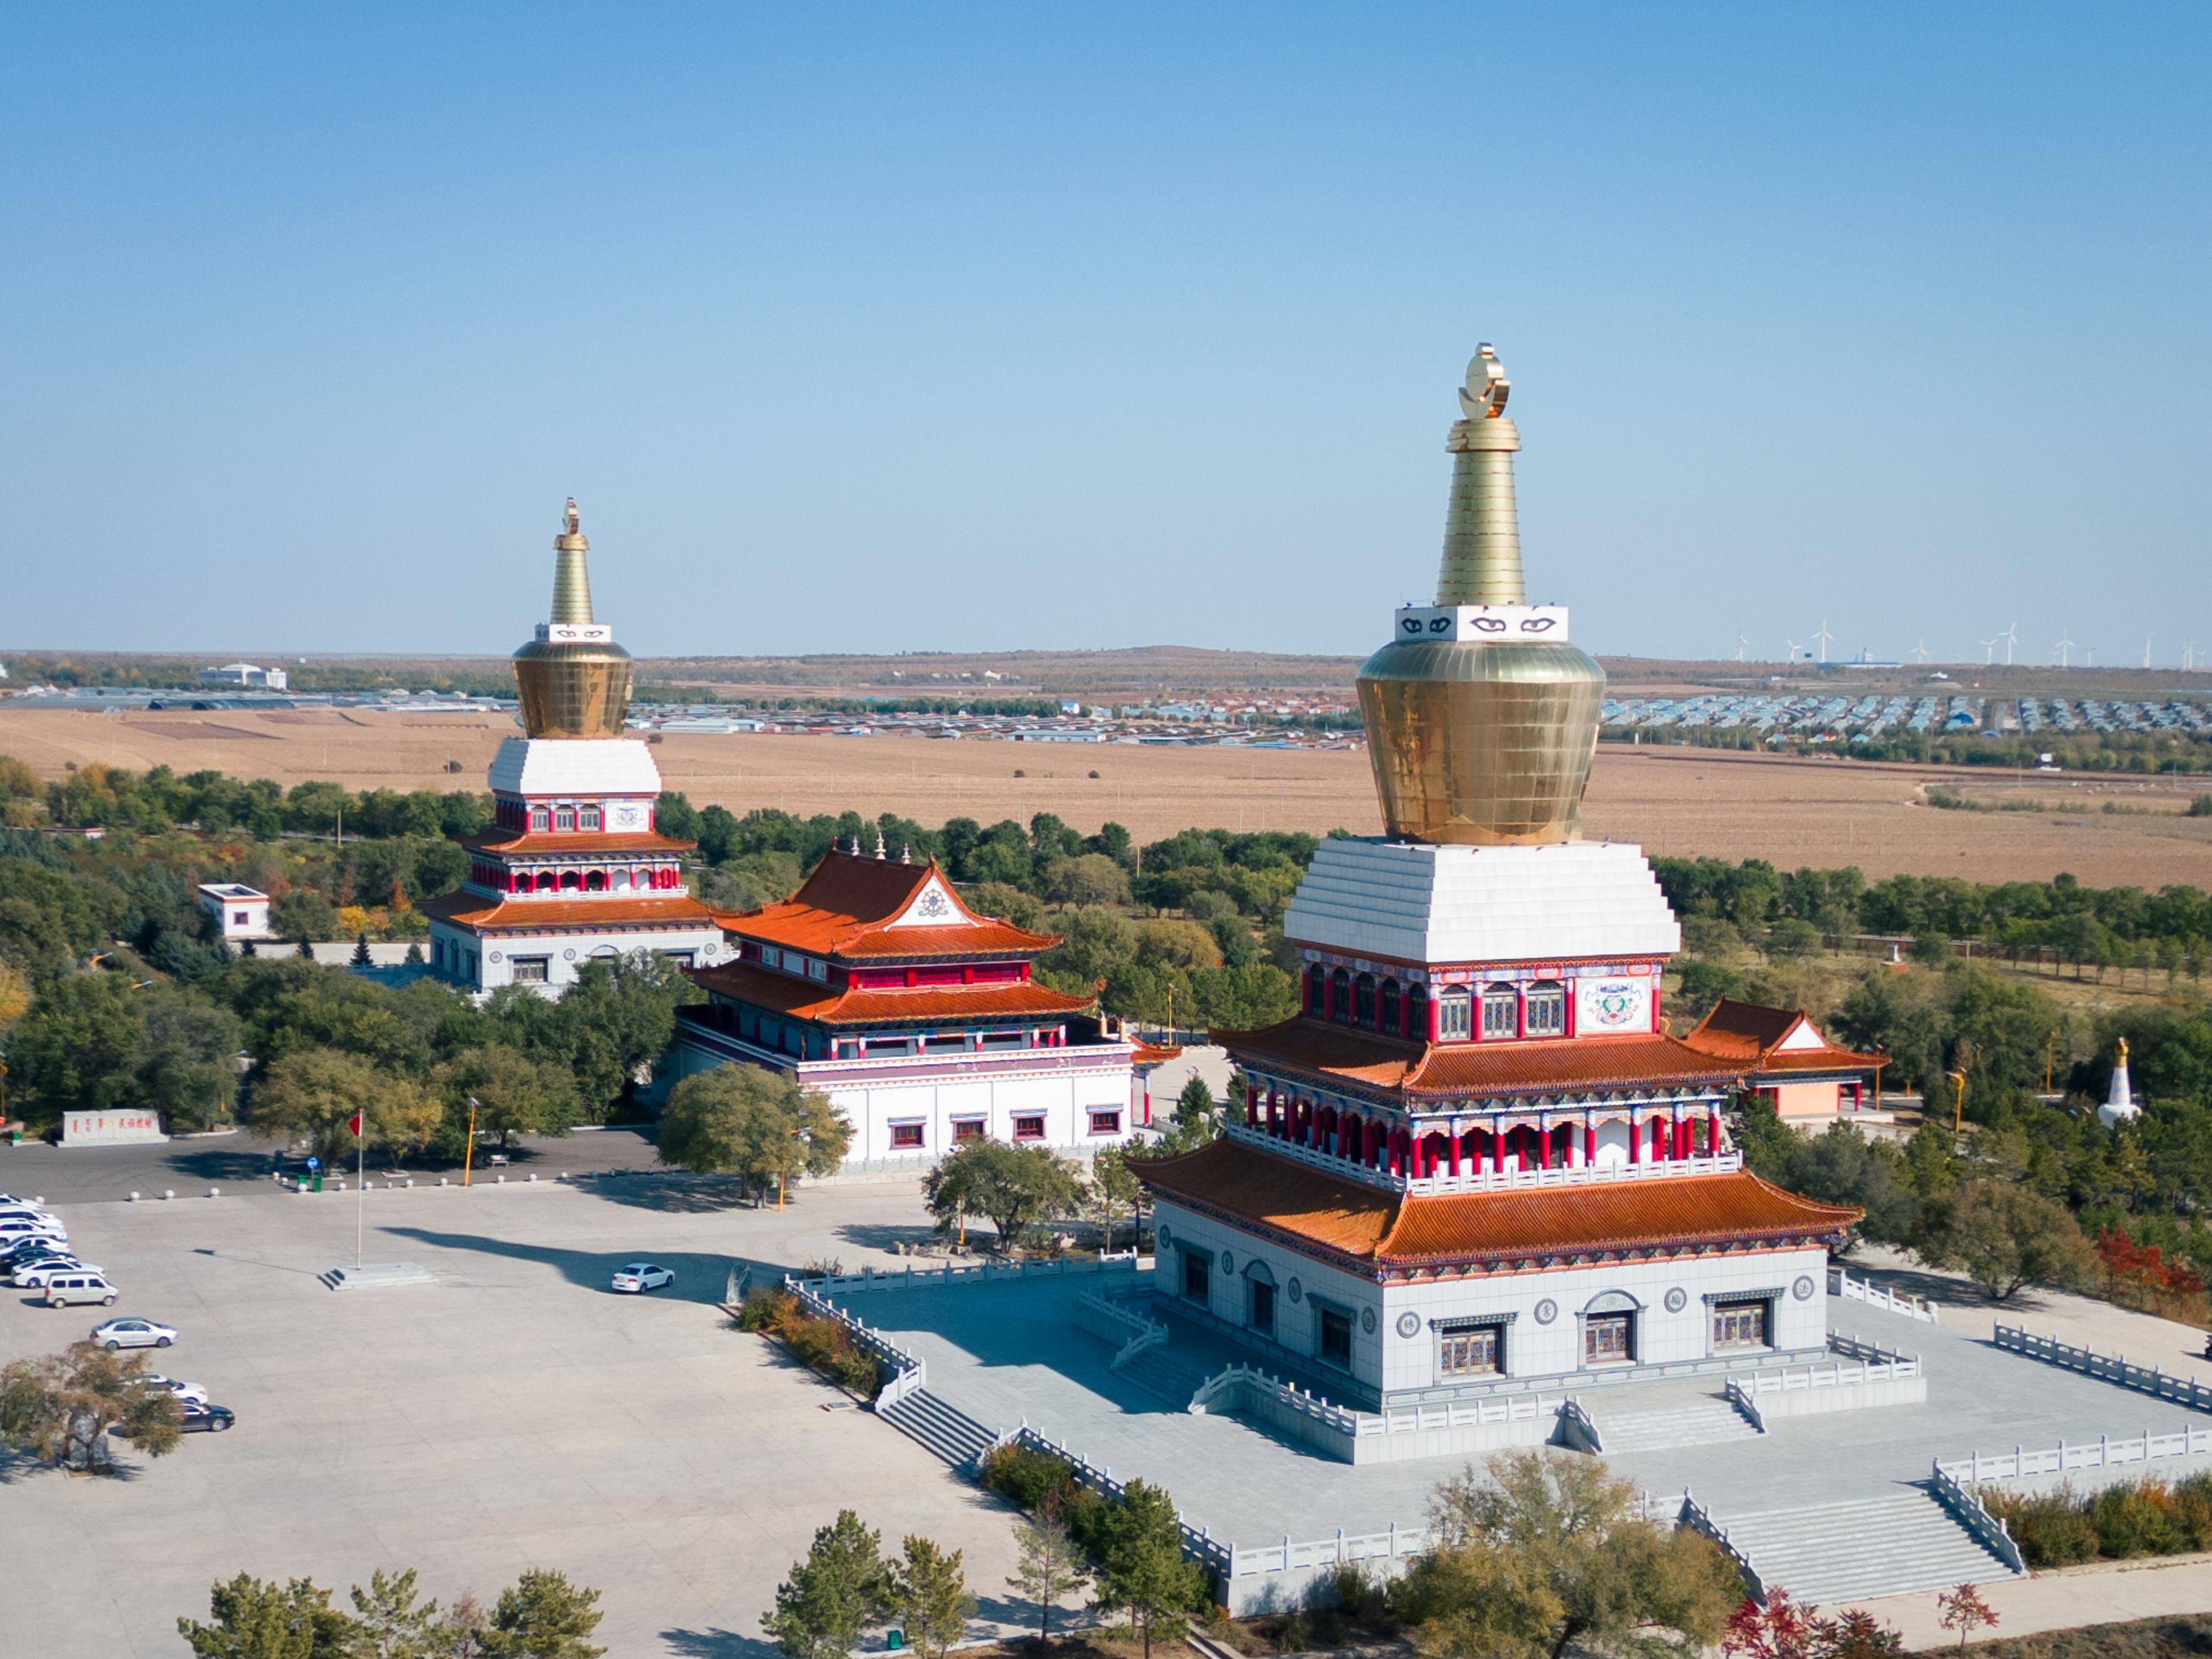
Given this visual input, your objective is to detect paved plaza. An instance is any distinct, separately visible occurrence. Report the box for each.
[0,1166,1022,1659]
[849,1269,2212,1550]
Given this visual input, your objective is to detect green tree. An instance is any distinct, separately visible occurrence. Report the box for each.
[886,1535,976,1659]
[1088,1145,1144,1253]
[1,1340,183,1472]
[11,969,145,1118]
[1090,1478,1207,1659]
[177,1574,357,1659]
[1916,1181,2097,1301]
[434,1044,581,1153]
[248,1046,441,1167]
[1006,1511,1090,1640]
[1154,1076,1223,1156]
[1396,1449,1741,1659]
[658,1064,852,1205]
[922,1139,1084,1253]
[480,1568,606,1659]
[763,1510,889,1659]
[1041,853,1132,908]
[137,984,246,1132]
[492,953,701,1118]
[346,1568,444,1659]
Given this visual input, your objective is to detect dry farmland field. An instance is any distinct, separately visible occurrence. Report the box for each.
[5,704,2212,887]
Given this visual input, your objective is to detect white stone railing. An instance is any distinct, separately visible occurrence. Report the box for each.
[1219,1519,1432,1580]
[1939,1426,2212,1483]
[1006,1425,1235,1577]
[1826,1330,1914,1364]
[1076,1288,1169,1370]
[1364,1390,1554,1439]
[1680,1490,1768,1603]
[1225,1121,1742,1197]
[1557,1396,1603,1453]
[785,1277,928,1407]
[803,1251,1141,1296]
[1994,1325,2212,1412]
[1194,1365,1364,1437]
[1734,1353,1921,1397]
[1928,1458,2027,1574]
[1829,1266,1940,1324]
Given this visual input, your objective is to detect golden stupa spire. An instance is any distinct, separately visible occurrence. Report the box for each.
[1354,346,1607,846]
[512,499,634,740]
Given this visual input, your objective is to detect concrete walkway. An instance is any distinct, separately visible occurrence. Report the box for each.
[1852,1552,2212,1650]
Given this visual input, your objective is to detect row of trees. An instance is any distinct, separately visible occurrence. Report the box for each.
[176,1567,603,1658]
[5,758,495,841]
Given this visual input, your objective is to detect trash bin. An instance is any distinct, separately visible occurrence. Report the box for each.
[312,1175,324,1193]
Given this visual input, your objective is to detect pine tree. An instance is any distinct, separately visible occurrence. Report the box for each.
[887,1535,975,1659]
[1006,1512,1090,1641]
[296,931,316,961]
[404,943,424,965]
[764,1510,889,1659]
[240,938,257,957]
[480,1568,605,1658]
[347,1568,443,1658]
[1093,1480,1207,1659]
[177,1573,357,1658]
[351,934,373,967]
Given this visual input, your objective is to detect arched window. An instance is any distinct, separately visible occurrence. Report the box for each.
[1481,984,1520,1040]
[1525,980,1567,1037]
[1437,987,1472,1041]
[1331,968,1352,1024]
[584,869,608,892]
[1353,973,1377,1027]
[1306,963,1326,1016]
[560,869,582,892]
[1380,979,1401,1034]
[1408,984,1429,1040]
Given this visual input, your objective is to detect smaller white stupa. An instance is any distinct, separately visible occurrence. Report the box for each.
[2097,1037,2137,1128]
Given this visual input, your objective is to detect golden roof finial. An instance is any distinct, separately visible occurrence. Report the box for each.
[550,499,594,626]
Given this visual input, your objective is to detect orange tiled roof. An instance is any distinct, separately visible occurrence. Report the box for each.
[687,958,1093,1027]
[1679,998,1882,1077]
[460,828,695,856]
[1136,1138,1861,1270]
[1219,1020,1744,1102]
[419,890,720,934]
[717,850,1060,961]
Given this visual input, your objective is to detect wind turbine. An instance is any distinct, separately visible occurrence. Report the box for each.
[1784,637,1801,663]
[1811,619,1835,666]
[2000,621,2020,666]
[1980,635,1999,666]
[2187,640,2198,671]
[1736,635,1749,663]
[2144,635,2154,668]
[1911,639,1931,664]
[2054,632,2075,667]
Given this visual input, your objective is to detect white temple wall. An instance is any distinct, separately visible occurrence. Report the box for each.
[1377,1244,1830,1390]
[429,921,729,998]
[1148,1200,1385,1394]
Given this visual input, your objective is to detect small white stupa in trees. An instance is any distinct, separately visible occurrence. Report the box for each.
[2097,1037,2138,1128]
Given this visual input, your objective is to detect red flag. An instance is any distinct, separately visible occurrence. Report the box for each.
[348,1112,363,1138]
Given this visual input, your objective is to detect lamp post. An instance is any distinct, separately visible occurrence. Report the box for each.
[1946,1069,1968,1136]
[463,1096,479,1187]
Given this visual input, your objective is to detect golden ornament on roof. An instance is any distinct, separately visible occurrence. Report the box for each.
[512,499,634,740]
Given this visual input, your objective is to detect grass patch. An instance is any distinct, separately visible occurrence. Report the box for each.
[733,1284,884,1398]
[1959,1612,2212,1659]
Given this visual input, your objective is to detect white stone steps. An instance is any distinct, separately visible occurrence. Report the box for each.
[877,1389,998,1468]
[1594,1395,1761,1452]
[1715,1492,2015,1605]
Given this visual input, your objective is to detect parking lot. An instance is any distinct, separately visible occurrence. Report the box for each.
[0,1168,1029,1659]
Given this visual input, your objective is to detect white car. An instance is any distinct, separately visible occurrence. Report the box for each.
[0,1221,67,1251]
[12,1257,101,1289]
[89,1316,175,1349]
[44,1271,117,1307]
[610,1262,674,1294]
[134,1373,209,1405]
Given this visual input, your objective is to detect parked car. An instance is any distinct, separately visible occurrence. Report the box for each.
[610,1262,674,1294]
[44,1272,119,1308]
[3,1237,73,1267]
[180,1402,235,1434]
[133,1373,209,1405]
[0,1218,66,1249]
[89,1316,175,1348]
[12,1257,101,1289]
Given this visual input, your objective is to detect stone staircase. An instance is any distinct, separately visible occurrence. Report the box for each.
[1118,1345,1214,1408]
[1592,1394,1762,1452]
[876,1389,999,1470]
[1716,1492,2017,1605]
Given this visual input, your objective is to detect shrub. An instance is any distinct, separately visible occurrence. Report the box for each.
[737,1285,799,1333]
[2089,1479,2191,1558]
[734,1286,883,1397]
[980,1443,1081,1512]
[1980,1486,2100,1568]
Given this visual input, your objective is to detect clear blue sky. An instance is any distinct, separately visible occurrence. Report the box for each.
[2,5,2205,664]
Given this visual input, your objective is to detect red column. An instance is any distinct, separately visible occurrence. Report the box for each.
[1628,1116,1641,1163]
[1584,1121,1597,1164]
[1538,1125,1552,1169]
[1446,1131,1461,1177]
[1493,1128,1507,1174]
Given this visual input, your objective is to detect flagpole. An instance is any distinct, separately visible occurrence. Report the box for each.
[356,1111,366,1269]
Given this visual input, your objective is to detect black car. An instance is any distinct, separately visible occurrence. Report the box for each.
[180,1402,235,1434]
[2,1237,66,1264]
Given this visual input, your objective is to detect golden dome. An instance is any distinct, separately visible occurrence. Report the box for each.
[1355,348,1606,845]
[512,499,634,740]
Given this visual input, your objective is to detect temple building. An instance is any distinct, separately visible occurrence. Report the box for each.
[423,502,730,995]
[666,844,1141,1166]
[1677,998,1885,1124]
[1138,347,1868,1409]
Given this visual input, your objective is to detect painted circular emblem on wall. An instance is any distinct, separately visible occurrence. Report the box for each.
[1793,1276,1816,1301]
[1533,1298,1558,1325]
[1588,981,1641,1028]
[1219,1250,1234,1273]
[488,951,503,963]
[563,948,577,961]
[1664,1287,1687,1313]
[1287,1277,1303,1304]
[914,886,954,919]
[1394,1311,1419,1339]
[1155,1225,1170,1248]
[1361,1307,1377,1334]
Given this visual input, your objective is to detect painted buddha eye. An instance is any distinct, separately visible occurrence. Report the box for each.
[1519,616,1557,632]
[1429,617,1452,634]
[1402,617,1424,634]
[1472,616,1507,632]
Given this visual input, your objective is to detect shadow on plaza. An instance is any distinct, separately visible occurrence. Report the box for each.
[573,1172,766,1213]
[834,1220,945,1255]
[662,1596,1046,1659]
[380,1226,799,1306]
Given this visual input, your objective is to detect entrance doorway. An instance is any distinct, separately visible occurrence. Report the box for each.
[1317,1304,1353,1368]
[1584,1311,1634,1366]
[1249,1279,1275,1338]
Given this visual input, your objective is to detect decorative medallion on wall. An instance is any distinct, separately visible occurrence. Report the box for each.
[1361,1307,1377,1334]
[1793,1276,1816,1301]
[1533,1298,1558,1325]
[489,951,503,963]
[1395,1311,1419,1339]
[1287,1277,1303,1303]
[563,948,577,961]
[914,886,954,919]
[1155,1225,1171,1248]
[1586,981,1642,1028]
[1664,1287,1687,1313]
[1219,1250,1234,1273]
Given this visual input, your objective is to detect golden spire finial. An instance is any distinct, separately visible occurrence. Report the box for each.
[550,498,594,626]
[1435,346,1524,606]
[1457,344,1510,420]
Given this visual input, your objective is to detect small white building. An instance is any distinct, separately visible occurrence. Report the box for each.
[198,883,273,940]
[197,662,289,690]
